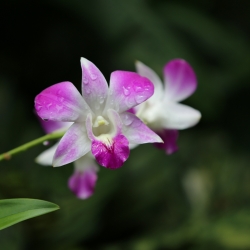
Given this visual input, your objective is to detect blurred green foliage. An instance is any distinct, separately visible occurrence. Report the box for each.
[0,0,250,249]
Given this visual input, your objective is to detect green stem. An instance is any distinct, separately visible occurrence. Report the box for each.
[0,131,65,161]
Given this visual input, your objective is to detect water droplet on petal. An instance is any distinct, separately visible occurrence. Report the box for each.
[46,103,52,109]
[125,96,135,107]
[132,118,142,128]
[83,77,89,85]
[123,86,130,96]
[135,94,145,104]
[36,105,42,111]
[90,73,97,80]
[86,88,91,94]
[123,114,133,126]
[100,96,105,104]
[135,86,142,92]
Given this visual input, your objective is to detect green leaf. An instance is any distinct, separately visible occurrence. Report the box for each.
[0,198,59,230]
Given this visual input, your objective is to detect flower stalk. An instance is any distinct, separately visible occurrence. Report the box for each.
[0,131,65,161]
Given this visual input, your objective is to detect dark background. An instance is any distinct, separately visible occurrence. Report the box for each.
[0,0,250,249]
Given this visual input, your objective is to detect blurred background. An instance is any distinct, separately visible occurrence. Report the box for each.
[0,0,250,249]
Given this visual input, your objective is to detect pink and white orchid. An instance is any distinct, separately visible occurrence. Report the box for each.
[35,58,162,169]
[135,59,201,154]
[36,119,98,199]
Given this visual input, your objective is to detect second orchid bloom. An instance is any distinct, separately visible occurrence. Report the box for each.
[35,58,162,170]
[135,59,201,154]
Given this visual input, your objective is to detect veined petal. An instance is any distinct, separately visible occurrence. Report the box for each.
[105,71,154,113]
[53,123,91,167]
[39,118,72,134]
[154,129,179,155]
[68,156,98,199]
[91,134,129,170]
[135,61,163,102]
[164,59,197,102]
[36,143,58,166]
[35,82,90,122]
[81,57,108,114]
[120,112,163,144]
[161,102,201,130]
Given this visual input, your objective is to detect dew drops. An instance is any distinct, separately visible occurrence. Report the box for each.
[125,96,135,107]
[135,86,142,92]
[135,94,145,104]
[83,77,89,85]
[123,114,133,126]
[36,105,42,111]
[46,103,52,109]
[123,86,130,96]
[90,73,97,80]
[100,96,105,104]
[43,141,50,146]
[99,94,105,104]
[57,90,62,95]
[144,84,151,91]
[86,88,91,94]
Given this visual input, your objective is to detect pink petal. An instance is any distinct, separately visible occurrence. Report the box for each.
[164,59,197,102]
[35,82,90,122]
[81,58,108,114]
[154,129,179,155]
[120,112,163,144]
[68,166,98,199]
[91,134,129,170]
[106,71,154,113]
[53,123,91,167]
[135,61,164,103]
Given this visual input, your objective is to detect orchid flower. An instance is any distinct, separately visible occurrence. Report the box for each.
[35,58,162,169]
[36,119,98,199]
[135,59,201,154]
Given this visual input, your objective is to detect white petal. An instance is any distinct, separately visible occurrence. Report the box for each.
[74,153,98,172]
[36,143,59,166]
[80,58,108,115]
[160,101,201,130]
